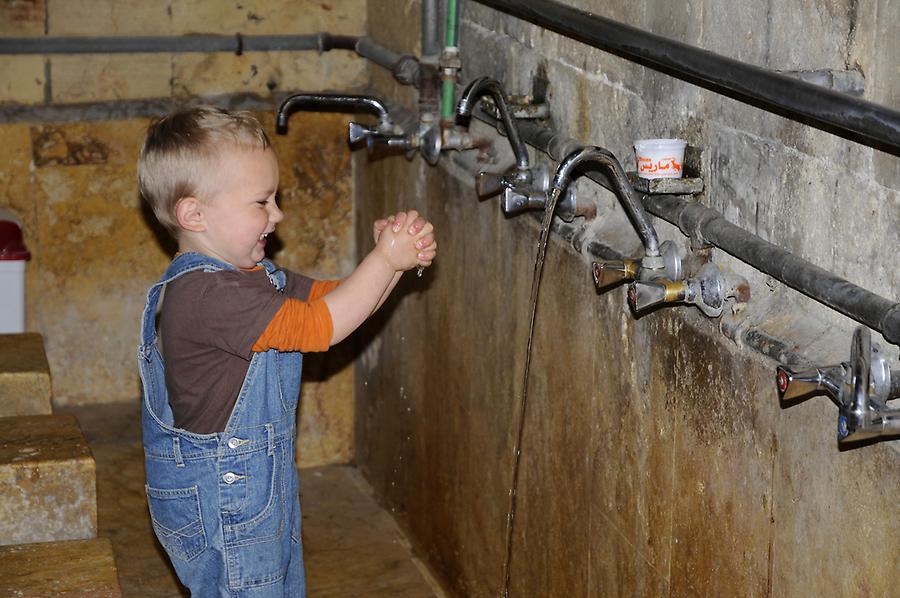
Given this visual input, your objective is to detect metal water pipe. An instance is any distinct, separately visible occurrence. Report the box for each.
[471,0,900,155]
[440,0,461,126]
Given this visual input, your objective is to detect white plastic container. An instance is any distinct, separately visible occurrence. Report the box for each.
[0,260,25,333]
[0,218,30,334]
[634,138,687,179]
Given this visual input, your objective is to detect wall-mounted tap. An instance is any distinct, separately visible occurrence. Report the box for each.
[456,77,578,221]
[593,239,685,290]
[627,261,749,317]
[552,145,663,263]
[275,91,473,165]
[776,326,900,444]
[347,121,417,155]
[276,92,396,135]
[457,77,530,171]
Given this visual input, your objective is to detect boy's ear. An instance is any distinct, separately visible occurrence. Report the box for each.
[175,197,205,232]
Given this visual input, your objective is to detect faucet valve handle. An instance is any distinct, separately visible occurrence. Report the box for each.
[775,326,900,444]
[348,121,414,153]
[627,262,733,317]
[594,240,685,293]
[592,260,641,290]
[348,121,377,148]
[476,171,506,198]
[627,279,687,312]
[775,365,845,402]
[500,187,547,216]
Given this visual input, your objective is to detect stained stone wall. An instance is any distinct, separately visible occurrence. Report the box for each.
[0,0,366,103]
[0,0,367,467]
[356,1,900,596]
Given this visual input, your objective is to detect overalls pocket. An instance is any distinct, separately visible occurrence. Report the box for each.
[222,441,290,590]
[221,441,286,541]
[146,485,208,562]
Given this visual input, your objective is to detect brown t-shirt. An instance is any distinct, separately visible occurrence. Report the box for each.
[159,267,328,434]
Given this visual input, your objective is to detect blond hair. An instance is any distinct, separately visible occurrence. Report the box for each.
[138,106,271,236]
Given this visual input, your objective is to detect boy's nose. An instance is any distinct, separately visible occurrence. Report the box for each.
[269,203,284,223]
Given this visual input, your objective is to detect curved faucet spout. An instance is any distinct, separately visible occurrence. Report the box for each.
[456,77,530,172]
[276,92,394,133]
[552,145,661,258]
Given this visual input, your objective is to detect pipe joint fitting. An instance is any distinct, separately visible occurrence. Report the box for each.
[627,261,747,318]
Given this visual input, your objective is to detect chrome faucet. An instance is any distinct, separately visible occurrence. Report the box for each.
[276,92,396,135]
[276,91,422,157]
[626,261,749,317]
[456,77,578,221]
[346,121,417,154]
[457,77,530,171]
[552,145,663,264]
[776,326,900,444]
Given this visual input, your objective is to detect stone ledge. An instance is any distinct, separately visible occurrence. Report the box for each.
[0,538,122,597]
[0,413,97,545]
[0,333,53,417]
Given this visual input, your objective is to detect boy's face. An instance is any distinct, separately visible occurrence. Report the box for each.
[198,144,282,269]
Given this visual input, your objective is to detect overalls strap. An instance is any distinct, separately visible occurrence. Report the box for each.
[138,253,284,355]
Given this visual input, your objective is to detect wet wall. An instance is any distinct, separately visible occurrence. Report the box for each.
[0,0,367,467]
[355,1,900,595]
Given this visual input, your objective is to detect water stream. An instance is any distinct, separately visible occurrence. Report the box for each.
[500,187,564,598]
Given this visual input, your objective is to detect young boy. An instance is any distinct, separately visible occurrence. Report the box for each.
[136,106,436,597]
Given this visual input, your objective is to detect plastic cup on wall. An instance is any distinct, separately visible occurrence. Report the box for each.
[0,220,31,334]
[634,138,687,179]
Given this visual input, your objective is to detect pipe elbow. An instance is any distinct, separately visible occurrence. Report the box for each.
[361,96,391,123]
[457,77,529,170]
[456,76,495,117]
[274,93,393,135]
[275,95,299,134]
[552,145,661,257]
[551,145,588,191]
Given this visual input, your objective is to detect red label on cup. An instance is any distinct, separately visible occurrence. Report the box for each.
[637,156,683,175]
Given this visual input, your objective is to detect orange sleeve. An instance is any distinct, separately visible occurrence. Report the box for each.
[251,297,333,353]
[307,279,341,301]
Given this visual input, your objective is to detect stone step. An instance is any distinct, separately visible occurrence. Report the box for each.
[0,333,53,416]
[0,413,97,545]
[0,538,122,597]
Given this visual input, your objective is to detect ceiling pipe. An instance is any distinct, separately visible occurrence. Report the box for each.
[0,32,422,88]
[472,0,900,156]
[0,33,357,54]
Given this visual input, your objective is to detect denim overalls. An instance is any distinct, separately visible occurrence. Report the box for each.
[138,252,306,597]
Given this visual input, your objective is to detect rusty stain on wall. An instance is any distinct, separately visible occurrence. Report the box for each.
[0,0,44,29]
[30,126,109,166]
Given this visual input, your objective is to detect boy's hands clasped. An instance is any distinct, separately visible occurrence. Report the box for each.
[373,210,437,273]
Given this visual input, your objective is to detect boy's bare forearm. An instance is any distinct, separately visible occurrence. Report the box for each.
[323,250,396,345]
[374,271,403,312]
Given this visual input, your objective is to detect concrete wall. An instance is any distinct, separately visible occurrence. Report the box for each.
[0,0,367,467]
[357,1,900,595]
